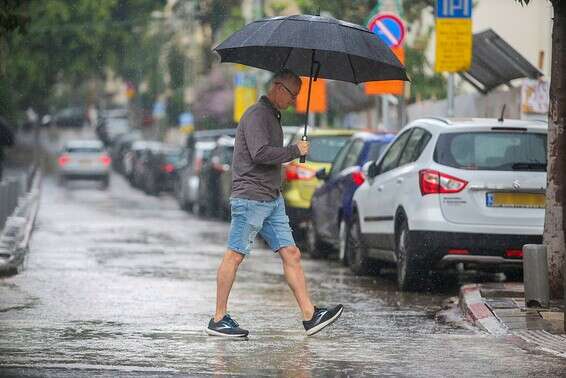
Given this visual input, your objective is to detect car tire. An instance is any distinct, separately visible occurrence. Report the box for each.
[100,176,110,190]
[348,212,372,275]
[395,219,428,291]
[338,218,349,266]
[146,174,159,196]
[503,268,523,282]
[58,175,66,187]
[305,219,329,259]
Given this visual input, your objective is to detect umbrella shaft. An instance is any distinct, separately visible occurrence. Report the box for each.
[303,50,316,138]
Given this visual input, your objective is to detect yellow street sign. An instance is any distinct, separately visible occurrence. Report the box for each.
[434,18,472,73]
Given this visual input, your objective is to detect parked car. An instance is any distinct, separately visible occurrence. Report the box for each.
[110,130,142,175]
[196,136,235,218]
[350,118,547,291]
[283,125,300,146]
[141,145,185,195]
[57,139,111,189]
[129,141,162,188]
[308,132,395,260]
[175,129,236,212]
[282,128,356,237]
[96,113,130,146]
[54,107,85,128]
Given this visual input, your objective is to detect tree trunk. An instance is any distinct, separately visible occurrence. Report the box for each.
[545,0,566,299]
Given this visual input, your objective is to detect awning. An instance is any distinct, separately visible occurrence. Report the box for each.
[460,29,543,94]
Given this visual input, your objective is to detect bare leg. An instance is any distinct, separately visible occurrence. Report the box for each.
[279,246,315,320]
[214,250,245,322]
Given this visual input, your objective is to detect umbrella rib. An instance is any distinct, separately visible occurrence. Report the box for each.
[280,47,293,71]
[347,54,358,84]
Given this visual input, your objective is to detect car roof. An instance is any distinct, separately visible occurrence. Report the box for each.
[282,125,300,133]
[131,140,162,150]
[352,131,396,142]
[295,128,356,137]
[64,140,104,149]
[216,135,235,147]
[193,128,237,138]
[408,117,548,133]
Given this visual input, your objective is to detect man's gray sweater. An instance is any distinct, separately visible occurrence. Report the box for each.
[231,96,301,201]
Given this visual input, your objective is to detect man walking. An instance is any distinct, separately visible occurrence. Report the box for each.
[206,69,343,337]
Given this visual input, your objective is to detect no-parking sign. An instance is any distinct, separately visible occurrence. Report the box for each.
[367,13,406,49]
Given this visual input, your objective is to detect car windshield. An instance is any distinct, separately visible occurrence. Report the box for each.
[434,132,547,171]
[308,136,351,163]
[165,152,182,164]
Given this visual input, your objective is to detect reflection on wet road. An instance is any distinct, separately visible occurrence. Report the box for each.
[1,176,565,377]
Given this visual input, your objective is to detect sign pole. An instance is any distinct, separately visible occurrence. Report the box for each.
[447,73,455,117]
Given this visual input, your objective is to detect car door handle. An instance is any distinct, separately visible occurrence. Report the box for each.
[396,178,404,184]
[377,185,383,192]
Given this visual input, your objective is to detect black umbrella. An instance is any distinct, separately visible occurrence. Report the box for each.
[214,14,408,162]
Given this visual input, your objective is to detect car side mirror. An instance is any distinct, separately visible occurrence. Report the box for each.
[315,168,328,180]
[363,161,379,179]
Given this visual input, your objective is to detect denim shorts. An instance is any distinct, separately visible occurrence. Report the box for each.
[227,195,295,256]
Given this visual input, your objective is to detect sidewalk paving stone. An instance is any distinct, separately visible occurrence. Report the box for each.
[458,282,566,358]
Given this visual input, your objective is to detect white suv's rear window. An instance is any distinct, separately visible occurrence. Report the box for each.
[434,132,547,171]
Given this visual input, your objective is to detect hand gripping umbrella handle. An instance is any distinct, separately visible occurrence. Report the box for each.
[299,135,308,163]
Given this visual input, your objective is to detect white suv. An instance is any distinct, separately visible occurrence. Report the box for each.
[350,118,547,291]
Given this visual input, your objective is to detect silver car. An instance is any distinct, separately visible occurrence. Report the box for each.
[58,140,111,189]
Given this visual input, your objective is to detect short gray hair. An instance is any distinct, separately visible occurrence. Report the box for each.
[270,69,301,87]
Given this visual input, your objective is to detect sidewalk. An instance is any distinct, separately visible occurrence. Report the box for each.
[459,282,566,358]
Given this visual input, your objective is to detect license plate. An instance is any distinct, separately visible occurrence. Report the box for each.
[79,159,91,166]
[486,192,545,209]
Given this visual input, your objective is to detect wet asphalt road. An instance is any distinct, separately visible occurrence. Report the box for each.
[2,172,566,376]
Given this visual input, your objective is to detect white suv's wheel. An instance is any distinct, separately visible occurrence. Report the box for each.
[396,219,428,291]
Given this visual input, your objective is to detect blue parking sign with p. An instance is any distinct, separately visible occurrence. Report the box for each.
[436,0,471,18]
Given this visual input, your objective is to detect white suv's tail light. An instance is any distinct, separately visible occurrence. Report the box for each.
[419,169,468,195]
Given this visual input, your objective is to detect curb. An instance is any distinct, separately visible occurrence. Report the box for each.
[0,170,42,275]
[459,284,508,336]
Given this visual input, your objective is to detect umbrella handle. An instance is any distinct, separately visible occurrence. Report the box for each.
[299,135,308,163]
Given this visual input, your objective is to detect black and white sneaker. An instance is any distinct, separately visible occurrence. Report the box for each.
[206,314,249,337]
[303,305,344,336]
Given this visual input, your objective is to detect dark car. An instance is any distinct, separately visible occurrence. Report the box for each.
[54,107,85,128]
[195,136,235,218]
[175,128,236,212]
[141,145,184,195]
[129,141,162,188]
[307,132,395,262]
[110,130,143,175]
[96,116,131,146]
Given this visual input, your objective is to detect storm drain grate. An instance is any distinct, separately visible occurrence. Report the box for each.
[514,330,566,357]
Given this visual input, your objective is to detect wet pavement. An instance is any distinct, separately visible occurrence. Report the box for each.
[2,172,566,376]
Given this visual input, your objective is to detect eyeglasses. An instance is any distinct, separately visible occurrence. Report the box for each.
[276,81,299,100]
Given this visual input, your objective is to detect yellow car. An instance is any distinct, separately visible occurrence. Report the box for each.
[282,128,356,236]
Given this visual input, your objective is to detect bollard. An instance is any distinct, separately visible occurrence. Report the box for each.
[523,244,549,308]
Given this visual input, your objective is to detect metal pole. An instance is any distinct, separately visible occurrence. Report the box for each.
[447,73,455,117]
[382,95,389,130]
[398,95,406,131]
[300,50,316,163]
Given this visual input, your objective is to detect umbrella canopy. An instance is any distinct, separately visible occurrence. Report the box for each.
[214,14,408,84]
